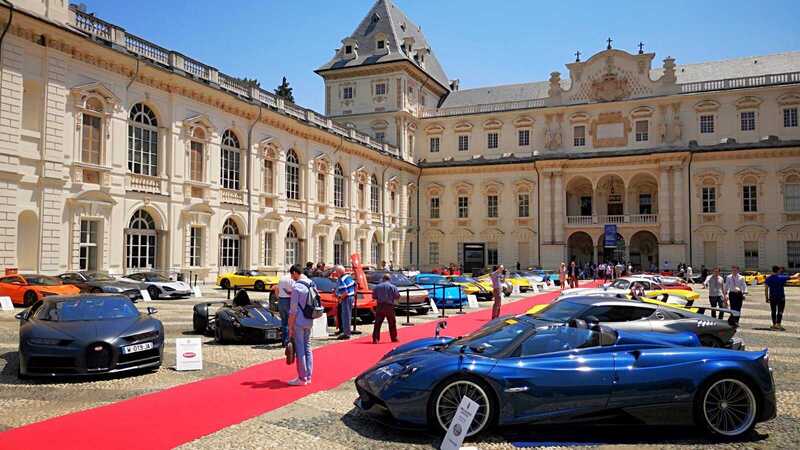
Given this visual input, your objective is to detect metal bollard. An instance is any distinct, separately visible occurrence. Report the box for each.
[440,284,447,319]
[456,287,466,315]
[403,289,414,326]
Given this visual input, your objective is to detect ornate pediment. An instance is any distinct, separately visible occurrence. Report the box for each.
[453,181,474,195]
[513,115,535,128]
[259,136,280,159]
[777,92,800,106]
[735,96,762,110]
[694,99,720,112]
[370,119,389,130]
[454,121,473,133]
[482,118,503,130]
[514,178,536,193]
[425,123,445,134]
[425,182,444,196]
[482,180,504,195]
[70,81,121,110]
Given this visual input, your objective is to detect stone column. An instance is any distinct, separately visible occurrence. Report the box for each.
[659,167,672,242]
[0,36,24,267]
[553,172,565,243]
[673,165,685,244]
[540,173,553,244]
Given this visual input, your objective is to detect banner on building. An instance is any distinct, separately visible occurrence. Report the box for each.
[604,224,617,248]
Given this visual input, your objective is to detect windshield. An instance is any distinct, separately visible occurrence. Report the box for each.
[24,275,62,286]
[416,275,446,285]
[610,280,630,290]
[144,273,170,282]
[367,272,414,287]
[36,298,139,321]
[448,317,531,356]
[85,272,115,281]
[452,276,477,283]
[310,277,336,292]
[528,300,588,322]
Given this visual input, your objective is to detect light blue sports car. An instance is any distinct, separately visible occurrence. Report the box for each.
[412,274,467,308]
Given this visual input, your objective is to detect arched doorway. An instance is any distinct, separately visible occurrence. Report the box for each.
[597,233,625,264]
[333,229,346,266]
[370,234,382,266]
[285,225,300,266]
[630,230,659,272]
[17,211,39,271]
[567,232,594,265]
[126,209,158,270]
[219,218,241,270]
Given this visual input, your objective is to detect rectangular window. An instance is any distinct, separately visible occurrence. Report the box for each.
[429,136,440,153]
[189,226,202,267]
[358,183,365,209]
[457,196,469,218]
[487,195,498,218]
[580,196,592,216]
[345,45,353,54]
[573,125,586,147]
[263,160,273,193]
[220,148,240,190]
[518,193,530,217]
[639,193,652,214]
[374,131,385,143]
[785,107,799,128]
[190,141,203,182]
[374,83,386,96]
[487,132,499,149]
[700,114,715,134]
[785,183,800,212]
[79,219,98,271]
[81,114,102,164]
[377,40,385,49]
[487,245,498,266]
[743,185,758,212]
[635,120,649,142]
[702,186,717,213]
[788,241,800,270]
[518,129,530,147]
[429,241,439,265]
[744,241,759,269]
[390,191,397,214]
[740,111,756,131]
[264,232,273,266]
[317,173,326,203]
[458,135,469,151]
[343,86,353,99]
[334,173,345,208]
[430,197,440,219]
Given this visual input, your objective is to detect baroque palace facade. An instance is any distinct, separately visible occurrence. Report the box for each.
[1,0,800,279]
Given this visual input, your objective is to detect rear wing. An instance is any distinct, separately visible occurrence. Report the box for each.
[693,305,740,317]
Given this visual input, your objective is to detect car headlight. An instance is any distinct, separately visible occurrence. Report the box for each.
[378,362,418,379]
[28,337,62,346]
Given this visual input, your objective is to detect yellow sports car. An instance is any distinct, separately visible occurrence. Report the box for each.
[216,269,279,291]
[788,274,800,287]
[446,275,493,300]
[644,289,700,306]
[478,272,531,293]
[742,271,766,286]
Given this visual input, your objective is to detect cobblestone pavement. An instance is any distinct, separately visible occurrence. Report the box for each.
[3,285,800,450]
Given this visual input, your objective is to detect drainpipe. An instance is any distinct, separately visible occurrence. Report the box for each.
[533,159,541,268]
[416,169,421,269]
[246,105,262,269]
[687,151,694,268]
[380,165,389,264]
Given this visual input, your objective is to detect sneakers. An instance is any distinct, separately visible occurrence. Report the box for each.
[778,324,786,331]
[288,378,309,386]
[770,324,780,330]
[337,334,351,340]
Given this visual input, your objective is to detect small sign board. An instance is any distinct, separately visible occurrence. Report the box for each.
[311,314,328,339]
[192,286,203,298]
[0,296,13,312]
[532,284,540,293]
[466,294,479,309]
[512,284,521,295]
[176,338,203,371]
[140,289,152,302]
[440,396,479,450]
[429,298,440,315]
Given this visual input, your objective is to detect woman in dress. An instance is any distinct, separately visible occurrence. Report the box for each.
[559,262,567,290]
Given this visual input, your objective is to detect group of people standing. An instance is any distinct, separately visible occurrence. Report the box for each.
[558,262,580,289]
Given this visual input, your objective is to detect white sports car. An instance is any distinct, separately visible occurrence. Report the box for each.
[560,276,663,297]
[121,272,192,299]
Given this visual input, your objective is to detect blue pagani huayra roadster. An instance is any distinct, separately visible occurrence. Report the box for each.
[355,316,776,439]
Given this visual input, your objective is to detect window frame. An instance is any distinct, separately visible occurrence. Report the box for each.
[518,193,530,217]
[430,196,440,219]
[370,175,380,213]
[699,114,715,134]
[79,219,99,271]
[784,181,800,212]
[374,82,387,96]
[744,241,759,269]
[342,86,354,99]
[784,107,799,128]
[742,184,758,212]
[573,125,586,147]
[127,103,159,176]
[334,164,345,208]
[457,134,470,152]
[429,136,440,153]
[702,186,717,213]
[81,111,103,165]
[487,132,499,150]
[634,119,649,142]
[189,226,202,267]
[487,194,499,218]
[428,241,439,265]
[518,129,530,147]
[285,150,300,200]
[220,130,241,190]
[739,110,757,132]
[457,196,469,218]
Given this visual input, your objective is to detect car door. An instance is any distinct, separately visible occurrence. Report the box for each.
[580,304,656,332]
[491,328,615,422]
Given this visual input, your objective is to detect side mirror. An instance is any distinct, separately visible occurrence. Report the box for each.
[15,311,28,321]
[147,306,158,315]
[583,315,600,325]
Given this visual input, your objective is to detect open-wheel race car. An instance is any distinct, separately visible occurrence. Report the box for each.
[192,290,282,344]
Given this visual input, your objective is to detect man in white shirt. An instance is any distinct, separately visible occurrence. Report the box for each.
[275,273,295,347]
[686,265,693,284]
[724,265,748,326]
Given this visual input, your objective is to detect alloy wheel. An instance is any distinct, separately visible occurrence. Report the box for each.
[703,378,757,437]
[435,379,491,437]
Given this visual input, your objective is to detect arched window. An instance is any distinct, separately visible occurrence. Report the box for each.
[286,150,300,200]
[219,218,241,269]
[81,98,104,165]
[189,127,205,182]
[220,130,241,190]
[334,164,345,208]
[371,235,381,265]
[333,230,345,265]
[126,209,157,269]
[370,175,380,213]
[286,225,300,265]
[128,103,159,176]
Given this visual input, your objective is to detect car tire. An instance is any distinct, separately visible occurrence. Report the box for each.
[22,291,37,307]
[220,278,231,290]
[254,280,265,291]
[700,335,723,348]
[428,376,496,438]
[17,364,28,381]
[694,376,759,438]
[147,286,160,300]
[416,307,430,315]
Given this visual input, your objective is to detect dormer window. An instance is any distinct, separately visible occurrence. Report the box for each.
[377,40,385,50]
[345,45,353,55]
[343,86,354,99]
[374,83,386,96]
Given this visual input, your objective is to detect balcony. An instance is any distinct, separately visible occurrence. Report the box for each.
[566,214,658,226]
[126,173,162,194]
[220,188,245,205]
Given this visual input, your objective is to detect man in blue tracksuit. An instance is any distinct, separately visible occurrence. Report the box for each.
[334,265,356,340]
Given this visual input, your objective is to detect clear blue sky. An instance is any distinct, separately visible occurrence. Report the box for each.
[81,0,799,112]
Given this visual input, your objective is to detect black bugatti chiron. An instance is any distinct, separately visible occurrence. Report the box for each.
[192,290,282,344]
[17,294,163,378]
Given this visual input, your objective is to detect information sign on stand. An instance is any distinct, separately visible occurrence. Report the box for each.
[532,284,540,293]
[0,296,13,312]
[176,338,203,371]
[466,294,479,309]
[192,286,203,298]
[440,396,479,450]
[311,314,328,339]
[512,284,521,295]
[140,289,152,302]
[429,298,440,316]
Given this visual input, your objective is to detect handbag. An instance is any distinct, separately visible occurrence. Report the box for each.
[285,340,295,365]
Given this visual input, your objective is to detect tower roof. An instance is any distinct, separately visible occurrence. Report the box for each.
[316,0,450,91]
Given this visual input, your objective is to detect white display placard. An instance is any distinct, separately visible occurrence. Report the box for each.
[140,289,152,302]
[176,338,203,371]
[532,284,540,293]
[466,294,479,309]
[429,298,440,315]
[512,284,521,295]
[311,314,328,339]
[192,286,203,298]
[0,296,13,311]
[440,396,479,450]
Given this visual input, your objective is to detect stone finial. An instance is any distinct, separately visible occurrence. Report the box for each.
[662,56,677,84]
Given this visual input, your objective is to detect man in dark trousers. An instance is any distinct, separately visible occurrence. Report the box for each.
[372,273,400,343]
[765,266,800,331]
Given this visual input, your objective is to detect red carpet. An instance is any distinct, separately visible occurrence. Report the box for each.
[0,285,584,450]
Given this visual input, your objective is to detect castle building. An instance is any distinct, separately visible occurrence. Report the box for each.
[0,0,799,278]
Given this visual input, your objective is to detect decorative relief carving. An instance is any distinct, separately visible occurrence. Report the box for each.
[589,72,631,102]
[590,111,629,148]
[544,114,563,150]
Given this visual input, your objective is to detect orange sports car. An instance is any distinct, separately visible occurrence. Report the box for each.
[309,276,376,325]
[0,273,80,306]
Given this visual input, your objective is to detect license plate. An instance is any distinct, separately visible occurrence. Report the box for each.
[266,329,278,340]
[123,342,154,354]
